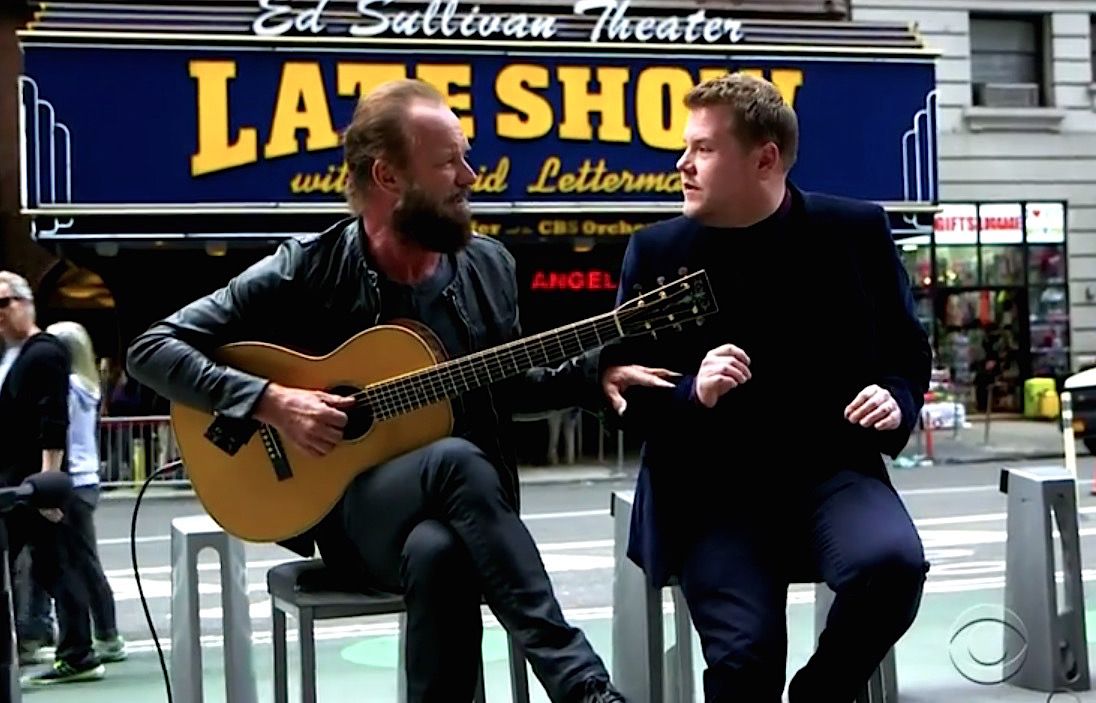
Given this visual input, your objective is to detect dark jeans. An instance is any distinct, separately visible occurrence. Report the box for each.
[22,486,118,643]
[319,437,608,703]
[6,500,97,666]
[678,469,928,703]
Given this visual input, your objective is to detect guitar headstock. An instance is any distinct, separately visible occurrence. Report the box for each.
[614,268,718,339]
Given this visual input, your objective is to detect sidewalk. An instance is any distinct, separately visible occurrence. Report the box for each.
[892,416,1071,467]
[101,417,1079,502]
[519,417,1078,482]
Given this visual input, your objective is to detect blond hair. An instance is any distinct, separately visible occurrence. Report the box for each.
[46,321,99,396]
[342,79,447,212]
[684,73,799,171]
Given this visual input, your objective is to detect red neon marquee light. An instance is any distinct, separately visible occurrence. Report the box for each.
[530,269,618,291]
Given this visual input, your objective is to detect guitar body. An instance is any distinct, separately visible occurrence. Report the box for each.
[170,323,454,543]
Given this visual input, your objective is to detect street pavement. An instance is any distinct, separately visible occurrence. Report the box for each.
[17,456,1096,702]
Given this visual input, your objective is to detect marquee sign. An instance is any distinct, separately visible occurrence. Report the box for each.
[253,0,746,44]
[19,38,938,218]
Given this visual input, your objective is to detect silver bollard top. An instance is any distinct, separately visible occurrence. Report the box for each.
[1000,465,1076,495]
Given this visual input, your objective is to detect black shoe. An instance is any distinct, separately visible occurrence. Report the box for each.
[576,678,627,703]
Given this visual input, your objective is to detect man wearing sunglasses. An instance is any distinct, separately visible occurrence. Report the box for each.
[0,271,105,686]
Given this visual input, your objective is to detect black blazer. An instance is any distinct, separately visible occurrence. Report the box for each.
[600,182,932,587]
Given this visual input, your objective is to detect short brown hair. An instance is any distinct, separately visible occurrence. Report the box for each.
[684,73,799,170]
[342,79,446,211]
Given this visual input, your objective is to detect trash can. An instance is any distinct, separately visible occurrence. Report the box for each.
[1024,378,1058,419]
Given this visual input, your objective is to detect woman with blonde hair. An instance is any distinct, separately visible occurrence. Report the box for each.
[21,322,125,666]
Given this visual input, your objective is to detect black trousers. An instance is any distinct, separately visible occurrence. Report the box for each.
[677,469,928,703]
[23,486,118,642]
[6,500,96,666]
[319,437,608,703]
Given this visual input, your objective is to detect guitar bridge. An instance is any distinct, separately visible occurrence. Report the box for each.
[204,415,258,456]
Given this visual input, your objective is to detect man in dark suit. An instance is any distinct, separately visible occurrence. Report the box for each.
[598,73,932,702]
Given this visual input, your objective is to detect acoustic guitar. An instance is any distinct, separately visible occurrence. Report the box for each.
[170,269,716,542]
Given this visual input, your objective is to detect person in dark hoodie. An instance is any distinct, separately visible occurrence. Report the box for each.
[0,271,104,685]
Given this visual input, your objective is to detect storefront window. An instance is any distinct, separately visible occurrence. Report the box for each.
[1028,245,1065,285]
[897,238,932,289]
[1029,285,1069,376]
[936,246,979,286]
[1025,202,1065,244]
[982,246,1024,286]
[929,199,1070,409]
[914,290,934,344]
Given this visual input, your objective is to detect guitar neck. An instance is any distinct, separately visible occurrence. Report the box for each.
[365,312,623,420]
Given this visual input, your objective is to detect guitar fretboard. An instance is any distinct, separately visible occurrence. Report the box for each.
[363,313,622,420]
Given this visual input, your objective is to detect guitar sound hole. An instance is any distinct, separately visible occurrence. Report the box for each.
[327,384,374,441]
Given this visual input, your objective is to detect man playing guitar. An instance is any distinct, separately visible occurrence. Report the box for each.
[127,79,671,703]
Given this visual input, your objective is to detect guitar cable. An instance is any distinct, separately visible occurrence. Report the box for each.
[130,460,182,703]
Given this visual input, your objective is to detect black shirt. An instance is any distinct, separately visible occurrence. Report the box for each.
[375,254,482,439]
[376,253,465,359]
[665,191,874,472]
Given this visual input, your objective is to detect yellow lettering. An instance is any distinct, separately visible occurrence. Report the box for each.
[769,68,804,107]
[337,63,408,98]
[635,67,693,150]
[289,163,348,194]
[265,62,339,160]
[528,157,679,195]
[556,67,631,143]
[472,220,501,236]
[189,60,257,176]
[528,156,561,193]
[473,156,510,194]
[415,63,475,137]
[495,64,553,140]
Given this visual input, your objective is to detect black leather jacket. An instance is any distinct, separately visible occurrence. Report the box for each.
[126,216,602,555]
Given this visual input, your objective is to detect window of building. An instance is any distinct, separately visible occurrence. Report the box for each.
[970,14,1048,107]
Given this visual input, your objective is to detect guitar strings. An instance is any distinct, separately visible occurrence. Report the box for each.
[352,298,700,419]
[361,317,618,418]
[358,299,699,417]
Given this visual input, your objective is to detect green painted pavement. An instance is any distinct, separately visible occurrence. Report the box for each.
[17,594,1096,702]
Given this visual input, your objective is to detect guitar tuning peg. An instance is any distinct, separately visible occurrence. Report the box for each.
[656,276,666,285]
[632,283,643,292]
[696,318,705,326]
[678,267,689,276]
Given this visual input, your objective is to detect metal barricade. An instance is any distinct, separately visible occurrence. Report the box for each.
[98,415,186,488]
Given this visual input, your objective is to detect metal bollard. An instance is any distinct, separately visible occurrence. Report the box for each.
[170,515,258,703]
[999,466,1090,694]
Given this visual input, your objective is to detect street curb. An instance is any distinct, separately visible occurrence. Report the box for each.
[99,470,638,502]
[100,486,197,501]
[892,451,1066,467]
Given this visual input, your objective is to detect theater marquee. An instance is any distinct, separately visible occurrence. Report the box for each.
[18,4,938,229]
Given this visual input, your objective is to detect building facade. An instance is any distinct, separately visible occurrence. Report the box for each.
[10,1,941,448]
[853,0,1095,412]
